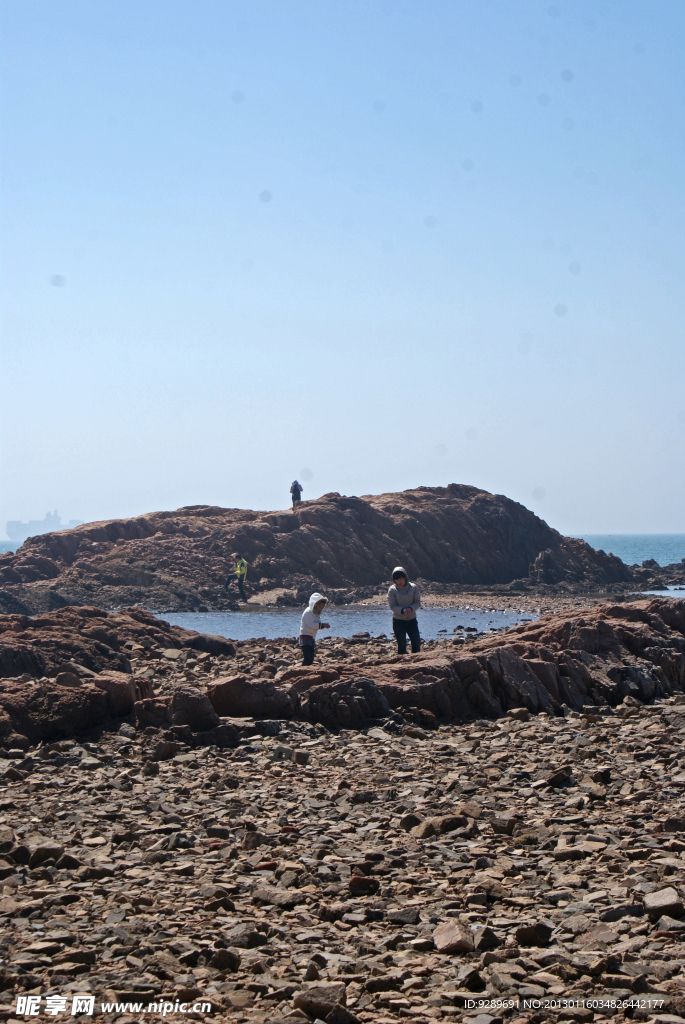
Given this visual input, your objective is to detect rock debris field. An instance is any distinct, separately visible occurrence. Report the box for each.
[1,599,685,1024]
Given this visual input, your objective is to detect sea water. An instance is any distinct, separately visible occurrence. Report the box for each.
[579,534,685,567]
[163,605,531,644]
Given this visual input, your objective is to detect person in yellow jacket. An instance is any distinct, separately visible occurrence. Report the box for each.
[227,555,248,602]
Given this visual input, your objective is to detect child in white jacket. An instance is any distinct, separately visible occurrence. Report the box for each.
[299,592,330,665]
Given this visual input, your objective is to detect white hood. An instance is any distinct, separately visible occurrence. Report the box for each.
[300,592,328,639]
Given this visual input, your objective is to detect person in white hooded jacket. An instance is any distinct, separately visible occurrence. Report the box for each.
[299,592,330,665]
[387,566,421,654]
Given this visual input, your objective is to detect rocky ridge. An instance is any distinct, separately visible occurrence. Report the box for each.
[1,486,668,616]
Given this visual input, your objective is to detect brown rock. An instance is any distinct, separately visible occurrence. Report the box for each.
[170,684,220,731]
[432,920,475,953]
[472,925,502,950]
[348,874,379,895]
[411,820,436,839]
[134,697,171,730]
[207,675,294,718]
[432,813,469,833]
[399,813,423,831]
[28,842,64,868]
[92,671,153,717]
[0,679,109,743]
[293,982,346,1019]
[208,948,241,971]
[644,887,684,921]
[515,920,554,947]
[252,885,306,908]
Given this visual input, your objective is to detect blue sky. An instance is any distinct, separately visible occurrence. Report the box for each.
[2,0,684,536]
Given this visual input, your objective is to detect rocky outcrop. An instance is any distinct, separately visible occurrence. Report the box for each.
[194,599,685,730]
[0,605,234,680]
[198,598,685,728]
[0,605,237,747]
[0,485,646,614]
[0,679,110,745]
[207,675,296,719]
[298,675,391,731]
[355,597,685,721]
[1,597,683,746]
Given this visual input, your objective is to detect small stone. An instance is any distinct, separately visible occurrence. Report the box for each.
[387,906,421,925]
[272,744,295,761]
[643,886,683,921]
[325,1006,361,1024]
[433,919,475,953]
[208,948,241,971]
[28,842,64,868]
[399,812,422,831]
[655,915,685,932]
[411,819,436,839]
[491,814,517,835]
[348,874,379,895]
[514,920,553,947]
[292,981,347,1019]
[507,707,530,721]
[546,766,572,787]
[402,725,428,739]
[473,925,502,950]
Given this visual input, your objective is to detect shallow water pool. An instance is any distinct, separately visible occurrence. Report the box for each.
[161,605,533,643]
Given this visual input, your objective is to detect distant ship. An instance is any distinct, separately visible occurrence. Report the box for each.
[6,511,84,546]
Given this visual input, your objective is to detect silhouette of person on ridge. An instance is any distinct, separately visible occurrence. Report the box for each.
[290,480,303,509]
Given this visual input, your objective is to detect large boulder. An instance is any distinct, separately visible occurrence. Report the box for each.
[92,672,155,718]
[207,675,295,719]
[299,676,390,730]
[182,632,236,657]
[170,685,220,731]
[134,697,171,730]
[0,680,110,744]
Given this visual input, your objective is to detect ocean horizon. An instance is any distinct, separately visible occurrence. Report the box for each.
[578,534,685,568]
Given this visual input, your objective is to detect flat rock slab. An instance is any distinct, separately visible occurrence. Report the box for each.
[433,920,475,953]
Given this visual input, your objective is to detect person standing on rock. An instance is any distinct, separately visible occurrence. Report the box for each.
[228,555,248,602]
[290,480,303,508]
[299,592,330,665]
[388,567,421,654]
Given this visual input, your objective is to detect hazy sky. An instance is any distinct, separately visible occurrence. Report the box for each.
[2,0,684,538]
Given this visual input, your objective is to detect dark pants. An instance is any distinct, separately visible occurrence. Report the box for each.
[227,576,247,601]
[292,495,301,509]
[300,636,315,665]
[393,617,421,654]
